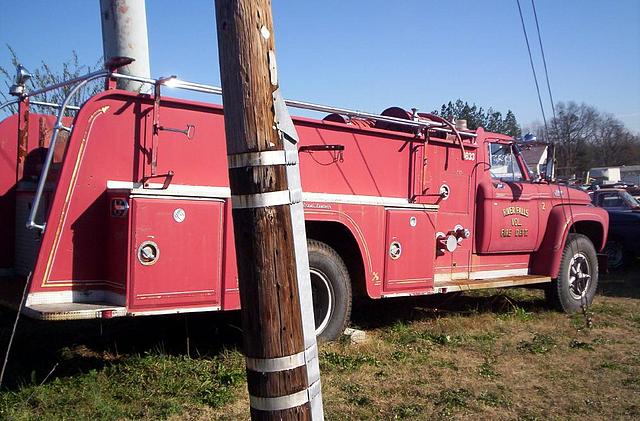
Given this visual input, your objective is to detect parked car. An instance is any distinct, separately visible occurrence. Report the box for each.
[590,188,640,269]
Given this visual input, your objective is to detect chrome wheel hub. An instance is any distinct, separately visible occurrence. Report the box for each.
[568,252,591,300]
[310,268,333,335]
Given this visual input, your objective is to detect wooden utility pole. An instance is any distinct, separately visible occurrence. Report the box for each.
[214,1,323,420]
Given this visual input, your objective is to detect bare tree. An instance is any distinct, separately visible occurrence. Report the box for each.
[548,102,599,178]
[545,102,640,178]
[0,46,102,116]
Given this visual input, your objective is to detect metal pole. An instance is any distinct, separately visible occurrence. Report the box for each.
[99,0,151,92]
[215,1,323,419]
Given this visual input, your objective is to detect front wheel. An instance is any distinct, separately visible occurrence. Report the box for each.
[545,233,598,313]
[308,240,352,342]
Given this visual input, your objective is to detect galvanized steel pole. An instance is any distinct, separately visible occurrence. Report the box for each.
[215,1,323,419]
[99,0,151,92]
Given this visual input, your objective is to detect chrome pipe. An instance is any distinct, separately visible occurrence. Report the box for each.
[165,79,223,95]
[30,101,81,111]
[109,72,156,86]
[0,99,19,111]
[284,99,441,130]
[430,126,477,138]
[26,69,109,98]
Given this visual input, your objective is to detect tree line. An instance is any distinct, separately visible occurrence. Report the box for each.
[433,99,640,179]
[531,102,640,179]
[432,99,522,137]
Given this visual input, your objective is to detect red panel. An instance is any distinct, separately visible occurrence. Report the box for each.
[383,209,436,292]
[129,198,223,310]
[296,123,412,198]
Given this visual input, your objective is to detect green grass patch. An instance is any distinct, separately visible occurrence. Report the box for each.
[518,333,556,355]
[433,388,472,417]
[477,357,499,378]
[591,302,626,317]
[341,383,372,407]
[432,359,459,371]
[391,402,425,419]
[478,389,512,408]
[320,351,380,372]
[569,339,595,351]
[0,351,245,421]
[499,306,534,322]
[382,321,463,348]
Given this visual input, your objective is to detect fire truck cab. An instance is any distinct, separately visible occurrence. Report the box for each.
[0,68,608,341]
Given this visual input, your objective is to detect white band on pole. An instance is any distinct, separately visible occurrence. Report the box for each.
[246,345,316,373]
[248,378,323,412]
[249,389,309,412]
[228,150,298,168]
[232,188,302,209]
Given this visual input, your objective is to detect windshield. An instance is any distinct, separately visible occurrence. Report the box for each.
[488,143,524,181]
[598,191,640,209]
[621,191,640,208]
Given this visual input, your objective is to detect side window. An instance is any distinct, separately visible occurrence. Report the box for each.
[488,143,523,181]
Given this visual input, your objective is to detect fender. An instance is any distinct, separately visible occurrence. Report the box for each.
[303,206,382,298]
[531,204,608,278]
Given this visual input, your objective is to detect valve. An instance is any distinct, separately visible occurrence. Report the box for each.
[453,225,471,244]
[138,241,160,265]
[436,232,458,253]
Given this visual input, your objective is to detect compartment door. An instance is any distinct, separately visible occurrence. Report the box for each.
[129,197,223,311]
[383,209,436,293]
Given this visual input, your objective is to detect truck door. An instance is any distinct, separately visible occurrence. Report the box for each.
[476,142,539,253]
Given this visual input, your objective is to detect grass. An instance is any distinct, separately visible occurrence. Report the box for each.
[1,265,639,420]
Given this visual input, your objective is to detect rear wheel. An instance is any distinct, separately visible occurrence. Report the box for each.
[545,233,598,313]
[308,240,352,341]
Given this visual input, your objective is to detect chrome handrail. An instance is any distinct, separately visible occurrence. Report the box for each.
[30,101,81,111]
[26,70,110,232]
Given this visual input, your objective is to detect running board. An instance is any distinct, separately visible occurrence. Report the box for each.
[24,303,127,321]
[434,275,551,293]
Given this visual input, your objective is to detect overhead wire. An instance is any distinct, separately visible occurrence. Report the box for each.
[517,0,592,327]
[530,0,560,180]
[530,0,557,122]
[516,0,549,138]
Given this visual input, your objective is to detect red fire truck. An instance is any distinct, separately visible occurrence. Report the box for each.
[0,65,608,341]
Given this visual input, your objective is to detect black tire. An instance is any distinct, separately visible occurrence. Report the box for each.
[604,239,629,270]
[307,240,352,342]
[545,233,598,313]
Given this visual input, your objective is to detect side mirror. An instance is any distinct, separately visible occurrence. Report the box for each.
[543,144,555,182]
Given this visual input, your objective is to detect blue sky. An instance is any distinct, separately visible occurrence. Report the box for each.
[1,0,639,133]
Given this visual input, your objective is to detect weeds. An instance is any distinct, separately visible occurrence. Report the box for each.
[391,402,424,419]
[432,360,458,371]
[569,339,595,351]
[433,388,472,417]
[518,333,556,355]
[478,390,512,408]
[477,357,499,378]
[499,306,534,322]
[341,383,372,407]
[320,351,380,372]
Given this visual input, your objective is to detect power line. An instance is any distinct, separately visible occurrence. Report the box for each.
[516,0,549,137]
[531,0,558,122]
